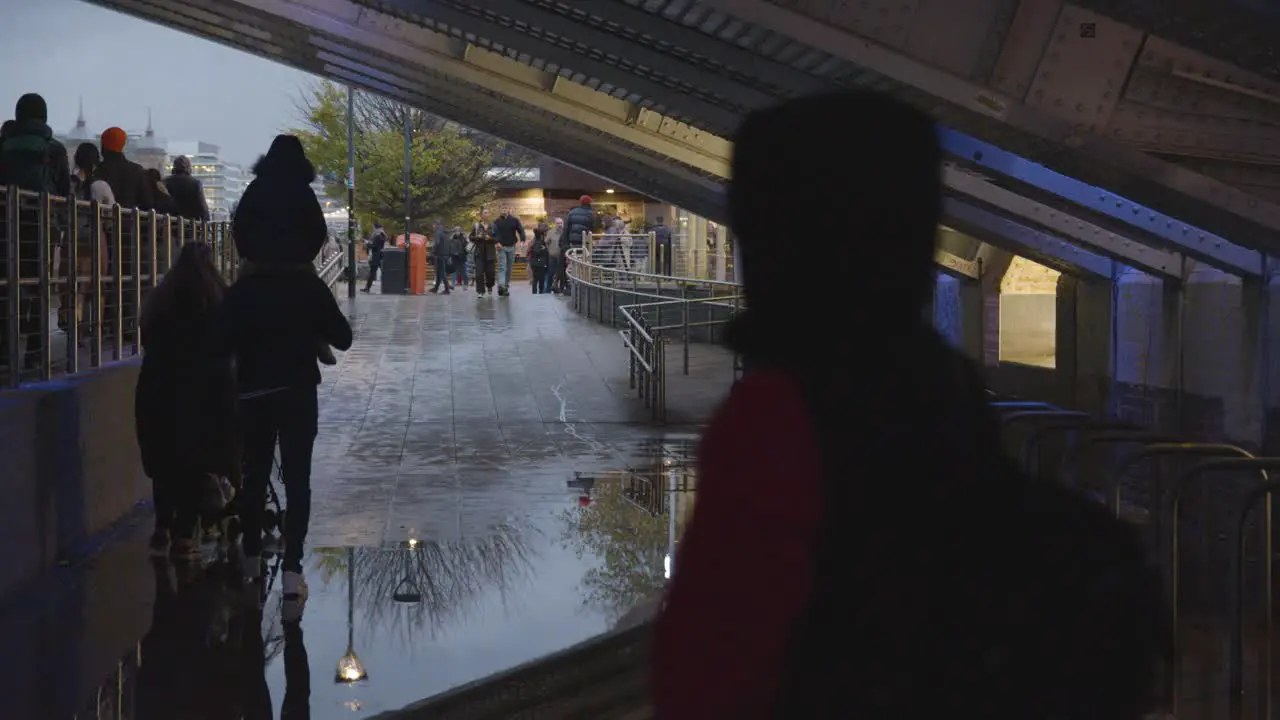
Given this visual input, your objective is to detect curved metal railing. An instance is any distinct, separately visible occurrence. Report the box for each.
[566,244,743,422]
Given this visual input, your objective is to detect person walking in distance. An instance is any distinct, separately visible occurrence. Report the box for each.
[653,215,674,275]
[492,209,526,297]
[470,211,497,297]
[361,223,387,293]
[429,219,453,294]
[216,135,354,600]
[546,217,564,294]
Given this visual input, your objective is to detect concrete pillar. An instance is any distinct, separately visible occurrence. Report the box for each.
[1113,265,1180,433]
[1181,262,1263,446]
[1055,274,1113,416]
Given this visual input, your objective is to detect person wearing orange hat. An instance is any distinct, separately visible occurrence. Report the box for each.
[96,126,154,212]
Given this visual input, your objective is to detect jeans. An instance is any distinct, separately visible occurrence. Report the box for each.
[532,267,548,293]
[497,245,516,288]
[240,386,318,573]
[474,245,496,292]
[363,261,380,291]
[432,255,452,291]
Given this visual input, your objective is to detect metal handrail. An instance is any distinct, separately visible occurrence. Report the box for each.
[1166,456,1272,715]
[2,185,345,389]
[1232,477,1280,720]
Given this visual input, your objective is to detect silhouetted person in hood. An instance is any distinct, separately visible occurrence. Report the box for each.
[653,91,1166,720]
[164,155,210,221]
[218,134,352,601]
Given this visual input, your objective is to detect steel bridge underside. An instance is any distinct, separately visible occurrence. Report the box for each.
[83,0,1280,282]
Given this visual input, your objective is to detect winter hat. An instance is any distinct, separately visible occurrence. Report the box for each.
[15,93,48,123]
[172,155,192,175]
[101,127,128,153]
[579,195,592,205]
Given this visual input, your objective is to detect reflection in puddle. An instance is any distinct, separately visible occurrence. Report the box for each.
[62,457,701,719]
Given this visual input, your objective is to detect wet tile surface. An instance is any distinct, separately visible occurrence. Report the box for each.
[0,286,717,719]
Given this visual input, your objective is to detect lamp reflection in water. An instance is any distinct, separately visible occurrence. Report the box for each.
[336,546,369,684]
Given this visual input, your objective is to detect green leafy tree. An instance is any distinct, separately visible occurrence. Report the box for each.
[291,82,532,235]
[559,478,671,623]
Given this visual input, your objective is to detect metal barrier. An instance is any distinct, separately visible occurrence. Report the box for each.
[993,391,1280,717]
[566,244,742,423]
[0,185,346,389]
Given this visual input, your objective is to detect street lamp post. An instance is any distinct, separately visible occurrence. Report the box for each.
[336,547,368,684]
[403,107,412,241]
[346,84,356,298]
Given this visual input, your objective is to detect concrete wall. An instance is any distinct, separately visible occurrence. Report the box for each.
[0,361,149,600]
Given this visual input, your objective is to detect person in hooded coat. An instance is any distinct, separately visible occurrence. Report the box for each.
[651,91,1167,720]
[164,155,211,221]
[217,135,353,600]
[135,242,237,557]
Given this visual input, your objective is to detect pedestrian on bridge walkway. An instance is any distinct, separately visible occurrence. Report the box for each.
[653,90,1166,720]
[219,134,354,601]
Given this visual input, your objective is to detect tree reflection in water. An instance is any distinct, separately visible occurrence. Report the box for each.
[559,476,671,624]
[311,522,539,643]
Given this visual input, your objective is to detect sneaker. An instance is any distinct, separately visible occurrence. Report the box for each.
[498,286,509,296]
[242,555,262,581]
[477,291,486,298]
[149,529,171,557]
[261,532,280,556]
[282,570,308,600]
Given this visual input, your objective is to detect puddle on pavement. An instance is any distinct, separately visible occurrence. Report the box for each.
[54,461,698,720]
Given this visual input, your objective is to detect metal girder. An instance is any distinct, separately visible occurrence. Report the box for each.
[939,129,1265,277]
[557,0,829,98]
[702,0,1280,248]
[942,198,1113,280]
[368,0,751,133]
[316,52,729,217]
[86,0,730,218]
[943,166,1182,281]
[1066,0,1280,82]
[228,0,733,176]
[934,248,982,281]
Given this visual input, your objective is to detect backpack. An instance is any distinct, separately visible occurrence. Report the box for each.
[0,133,59,194]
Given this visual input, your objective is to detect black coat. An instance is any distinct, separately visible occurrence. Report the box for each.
[135,308,237,479]
[164,173,210,220]
[98,151,154,211]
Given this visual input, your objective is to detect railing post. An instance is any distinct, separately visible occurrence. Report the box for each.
[657,335,667,424]
[90,201,102,369]
[5,187,21,386]
[131,208,142,356]
[67,195,79,375]
[628,326,637,391]
[36,192,52,381]
[682,284,690,376]
[112,205,123,363]
[148,211,158,293]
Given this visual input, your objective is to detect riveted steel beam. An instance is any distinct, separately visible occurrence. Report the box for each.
[934,248,983,281]
[231,0,734,176]
[944,166,1182,280]
[942,198,1114,280]
[369,0,753,133]
[939,129,1262,277]
[703,0,1280,248]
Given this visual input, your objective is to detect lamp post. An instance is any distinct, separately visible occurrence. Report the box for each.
[335,547,368,684]
[346,84,356,298]
[403,107,412,241]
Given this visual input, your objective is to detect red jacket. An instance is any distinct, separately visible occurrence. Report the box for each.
[652,369,823,719]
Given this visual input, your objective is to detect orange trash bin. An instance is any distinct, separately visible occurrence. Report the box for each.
[406,233,428,295]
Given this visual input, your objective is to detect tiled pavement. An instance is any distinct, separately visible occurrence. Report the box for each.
[309,284,732,548]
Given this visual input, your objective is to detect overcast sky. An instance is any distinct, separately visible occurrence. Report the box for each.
[0,0,318,165]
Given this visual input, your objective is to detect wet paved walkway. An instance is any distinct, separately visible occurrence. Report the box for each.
[0,285,722,719]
